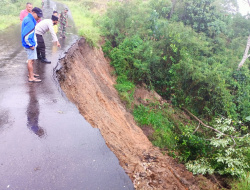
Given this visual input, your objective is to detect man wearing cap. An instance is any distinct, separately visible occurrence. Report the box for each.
[59,8,68,38]
[35,15,61,63]
[21,7,43,83]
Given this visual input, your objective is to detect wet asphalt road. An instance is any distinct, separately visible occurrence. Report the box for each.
[0,1,134,189]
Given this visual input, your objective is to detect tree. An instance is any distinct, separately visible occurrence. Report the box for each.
[238,35,250,70]
[178,0,231,37]
[238,1,250,70]
[215,0,238,14]
[168,0,178,19]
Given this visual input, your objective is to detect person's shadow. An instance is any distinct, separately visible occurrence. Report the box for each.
[26,83,46,138]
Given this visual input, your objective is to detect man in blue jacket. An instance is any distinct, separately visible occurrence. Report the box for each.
[21,7,43,83]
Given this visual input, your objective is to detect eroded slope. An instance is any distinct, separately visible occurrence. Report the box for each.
[57,38,215,190]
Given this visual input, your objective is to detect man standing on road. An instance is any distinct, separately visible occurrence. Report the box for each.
[20,2,33,24]
[21,7,43,83]
[59,8,68,38]
[52,11,59,34]
[35,15,61,63]
[41,0,44,8]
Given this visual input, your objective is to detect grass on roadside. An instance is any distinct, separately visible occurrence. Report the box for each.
[57,0,102,47]
[0,0,41,31]
[0,15,19,31]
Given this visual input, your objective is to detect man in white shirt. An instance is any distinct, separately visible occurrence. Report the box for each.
[35,15,61,63]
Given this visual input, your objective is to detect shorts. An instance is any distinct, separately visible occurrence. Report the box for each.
[25,47,37,60]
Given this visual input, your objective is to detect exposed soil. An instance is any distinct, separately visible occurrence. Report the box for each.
[56,38,218,190]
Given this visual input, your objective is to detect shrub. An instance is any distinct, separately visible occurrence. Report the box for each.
[185,118,250,177]
[133,104,176,149]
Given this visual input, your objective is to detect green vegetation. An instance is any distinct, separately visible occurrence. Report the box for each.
[56,0,250,184]
[231,172,250,190]
[0,15,18,31]
[0,0,102,46]
[185,118,249,177]
[0,0,41,31]
[133,103,176,149]
[101,0,250,121]
[100,0,250,183]
[3,0,248,186]
[114,75,135,107]
[56,0,105,46]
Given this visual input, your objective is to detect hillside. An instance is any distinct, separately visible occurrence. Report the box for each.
[56,38,219,189]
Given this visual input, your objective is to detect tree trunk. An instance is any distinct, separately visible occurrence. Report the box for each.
[238,35,250,70]
[168,0,178,19]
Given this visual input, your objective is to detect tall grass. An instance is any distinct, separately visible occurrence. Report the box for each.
[231,173,250,190]
[0,15,18,31]
[56,0,103,46]
[133,103,177,149]
[0,0,41,31]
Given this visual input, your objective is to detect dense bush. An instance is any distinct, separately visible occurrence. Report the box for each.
[101,0,250,178]
[101,0,250,121]
[176,133,211,162]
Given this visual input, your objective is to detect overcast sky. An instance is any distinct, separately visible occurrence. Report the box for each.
[238,0,250,15]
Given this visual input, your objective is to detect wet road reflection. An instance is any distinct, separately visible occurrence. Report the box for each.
[26,83,46,138]
[0,110,10,133]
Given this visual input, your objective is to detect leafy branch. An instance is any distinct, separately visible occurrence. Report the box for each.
[183,108,249,147]
[182,109,250,177]
[184,108,228,135]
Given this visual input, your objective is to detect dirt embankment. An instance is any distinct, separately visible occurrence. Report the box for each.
[56,38,217,190]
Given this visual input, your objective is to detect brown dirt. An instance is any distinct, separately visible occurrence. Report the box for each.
[133,86,163,106]
[56,38,218,190]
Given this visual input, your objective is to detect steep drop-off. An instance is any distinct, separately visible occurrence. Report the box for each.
[56,38,215,190]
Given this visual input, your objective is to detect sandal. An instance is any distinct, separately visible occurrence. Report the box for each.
[27,74,40,78]
[28,78,42,83]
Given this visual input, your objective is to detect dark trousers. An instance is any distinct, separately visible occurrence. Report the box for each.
[36,34,46,58]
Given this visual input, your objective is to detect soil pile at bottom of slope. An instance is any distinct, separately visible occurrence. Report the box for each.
[56,38,216,190]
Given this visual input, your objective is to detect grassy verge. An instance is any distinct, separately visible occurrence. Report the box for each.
[0,0,41,31]
[0,15,19,31]
[55,0,104,47]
